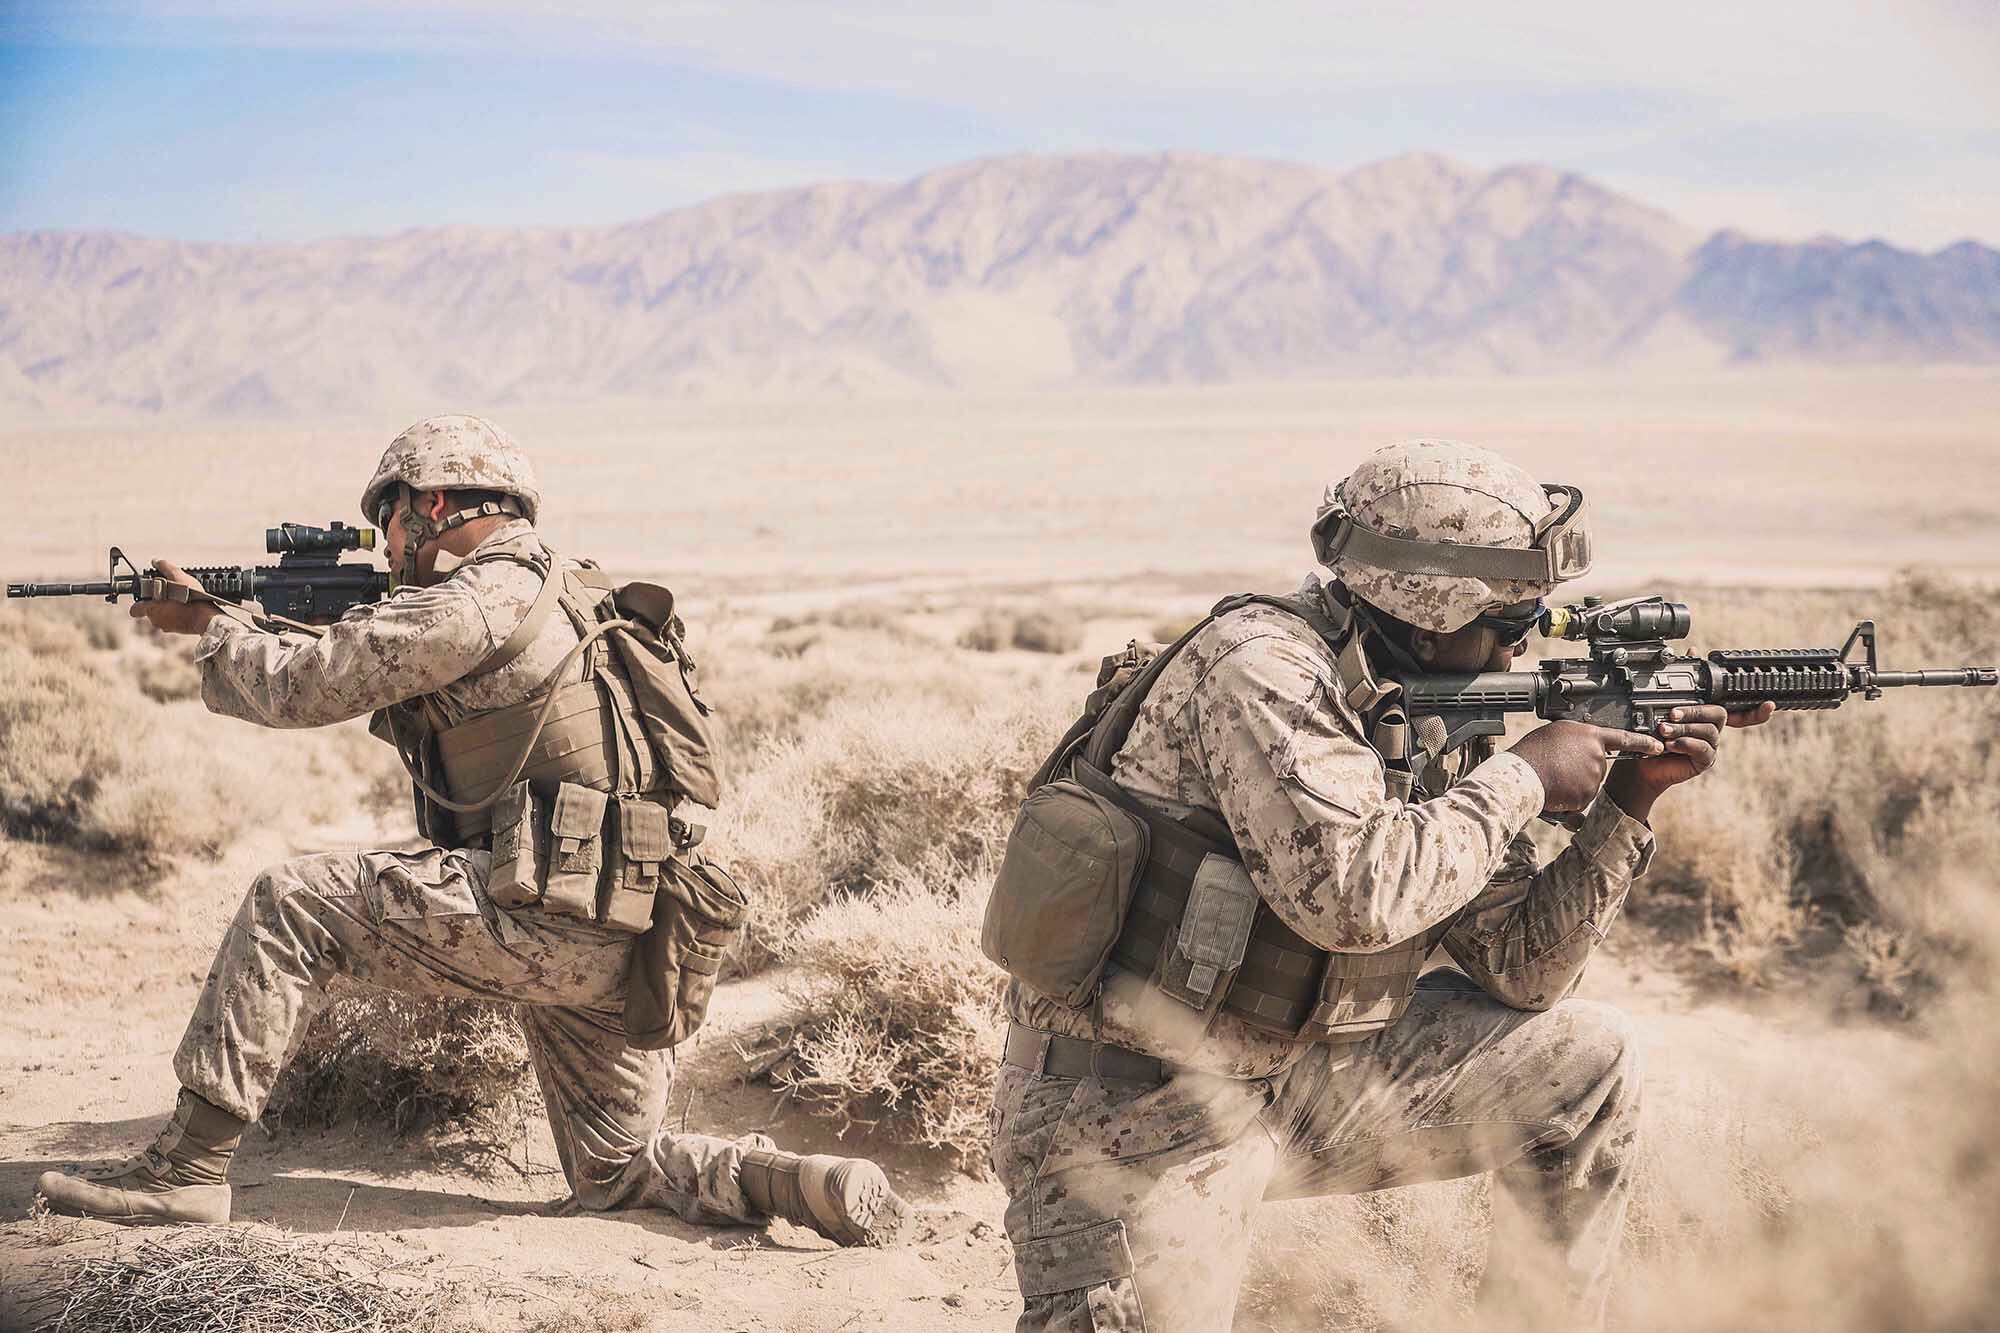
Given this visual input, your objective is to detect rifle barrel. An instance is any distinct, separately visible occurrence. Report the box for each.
[7,580,132,598]
[1869,667,1998,688]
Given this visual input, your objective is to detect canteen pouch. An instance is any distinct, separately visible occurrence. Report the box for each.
[543,782,609,919]
[981,780,1149,1007]
[603,798,672,933]
[1154,853,1259,1011]
[487,781,544,908]
[623,856,750,1050]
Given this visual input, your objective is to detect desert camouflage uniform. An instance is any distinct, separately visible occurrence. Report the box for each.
[174,518,772,1221]
[995,577,1653,1331]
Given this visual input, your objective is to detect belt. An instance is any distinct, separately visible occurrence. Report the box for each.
[1003,1023,1168,1085]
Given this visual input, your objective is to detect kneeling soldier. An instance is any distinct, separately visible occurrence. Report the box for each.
[37,415,909,1248]
[984,441,1771,1329]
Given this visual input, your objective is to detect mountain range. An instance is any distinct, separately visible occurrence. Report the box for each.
[5,152,1998,416]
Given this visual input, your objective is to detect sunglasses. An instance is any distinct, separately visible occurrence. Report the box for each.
[1467,600,1545,648]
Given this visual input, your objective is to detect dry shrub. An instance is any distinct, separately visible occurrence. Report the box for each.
[263,991,539,1151]
[958,608,1084,654]
[703,616,988,755]
[0,602,407,861]
[713,680,1064,968]
[53,1224,460,1333]
[767,603,914,638]
[772,867,1007,1170]
[129,644,204,702]
[1631,572,2000,993]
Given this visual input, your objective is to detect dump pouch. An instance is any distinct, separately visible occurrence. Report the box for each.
[623,856,750,1050]
[487,781,545,908]
[981,779,1150,1007]
[603,797,672,933]
[543,782,609,918]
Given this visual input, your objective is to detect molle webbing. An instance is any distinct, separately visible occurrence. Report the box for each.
[1078,761,1330,1039]
[436,680,620,838]
[1094,762,1439,1039]
[1075,590,1443,1043]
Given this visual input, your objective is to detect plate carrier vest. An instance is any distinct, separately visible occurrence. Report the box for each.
[373,532,720,856]
[1005,590,1477,1046]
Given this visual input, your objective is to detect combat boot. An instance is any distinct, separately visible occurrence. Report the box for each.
[36,1089,244,1225]
[739,1149,911,1247]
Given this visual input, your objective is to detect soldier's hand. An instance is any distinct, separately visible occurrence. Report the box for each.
[1603,701,1777,820]
[1509,720,1665,814]
[127,559,218,636]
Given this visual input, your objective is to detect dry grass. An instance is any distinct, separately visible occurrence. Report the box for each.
[768,865,1009,1170]
[263,991,540,1157]
[51,1224,461,1333]
[957,607,1085,654]
[701,613,1069,968]
[1626,572,2000,1000]
[0,601,404,861]
[18,572,1997,1298]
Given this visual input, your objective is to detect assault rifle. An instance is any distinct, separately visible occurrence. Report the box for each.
[1396,595,1998,754]
[7,522,390,632]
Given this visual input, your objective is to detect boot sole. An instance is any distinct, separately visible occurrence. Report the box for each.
[36,1172,231,1226]
[801,1160,913,1248]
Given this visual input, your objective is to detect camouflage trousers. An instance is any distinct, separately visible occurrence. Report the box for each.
[173,846,773,1222]
[991,972,1641,1332]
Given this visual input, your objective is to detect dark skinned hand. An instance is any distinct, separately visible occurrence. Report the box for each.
[1509,721,1666,814]
[127,559,218,637]
[1604,701,1777,823]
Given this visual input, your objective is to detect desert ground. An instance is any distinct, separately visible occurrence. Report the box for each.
[1,372,1997,1331]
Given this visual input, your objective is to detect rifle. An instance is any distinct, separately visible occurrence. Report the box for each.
[7,522,389,635]
[1396,595,1998,758]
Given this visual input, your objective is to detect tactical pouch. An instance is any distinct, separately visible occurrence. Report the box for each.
[543,782,609,919]
[981,780,1149,1007]
[602,798,672,933]
[487,781,545,908]
[1154,853,1258,1011]
[623,856,749,1050]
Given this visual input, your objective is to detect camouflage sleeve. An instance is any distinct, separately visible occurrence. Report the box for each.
[1440,797,1655,1010]
[191,583,500,728]
[1187,631,1548,954]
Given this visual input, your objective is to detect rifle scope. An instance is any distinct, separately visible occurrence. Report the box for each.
[1541,596,1691,644]
[266,522,374,556]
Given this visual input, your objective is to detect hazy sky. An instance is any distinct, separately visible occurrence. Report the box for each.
[4,1,1997,249]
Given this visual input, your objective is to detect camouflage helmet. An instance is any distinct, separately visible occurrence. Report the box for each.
[1311,440,1591,633]
[360,414,541,529]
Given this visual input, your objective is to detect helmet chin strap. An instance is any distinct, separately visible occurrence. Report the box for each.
[394,485,445,588]
[1327,580,1427,677]
[392,484,528,588]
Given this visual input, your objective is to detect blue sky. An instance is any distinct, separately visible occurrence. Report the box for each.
[4,1,1997,249]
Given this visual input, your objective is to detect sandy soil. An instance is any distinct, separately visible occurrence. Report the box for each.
[7,372,1999,608]
[0,809,1019,1332]
[0,799,1906,1333]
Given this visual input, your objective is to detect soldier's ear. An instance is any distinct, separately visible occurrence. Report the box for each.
[424,490,449,522]
[1408,627,1441,665]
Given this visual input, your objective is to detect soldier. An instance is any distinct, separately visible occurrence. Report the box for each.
[35,414,910,1249]
[986,440,1774,1330]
